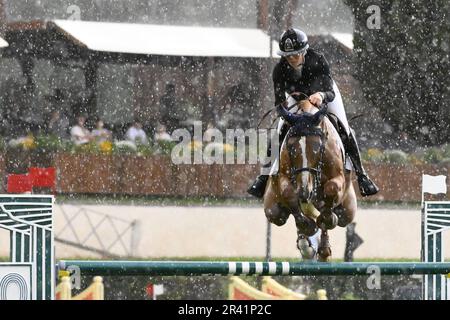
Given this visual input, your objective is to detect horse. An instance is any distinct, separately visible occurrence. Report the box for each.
[263,99,357,261]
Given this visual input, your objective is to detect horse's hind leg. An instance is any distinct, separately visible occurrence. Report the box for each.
[317,230,332,262]
[297,229,321,260]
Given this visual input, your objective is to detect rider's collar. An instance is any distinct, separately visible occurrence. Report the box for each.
[287,61,303,71]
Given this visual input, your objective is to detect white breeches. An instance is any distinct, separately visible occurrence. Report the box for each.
[327,81,350,135]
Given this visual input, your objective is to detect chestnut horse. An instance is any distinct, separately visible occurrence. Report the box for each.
[263,99,357,261]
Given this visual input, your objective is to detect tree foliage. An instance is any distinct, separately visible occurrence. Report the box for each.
[344,0,450,146]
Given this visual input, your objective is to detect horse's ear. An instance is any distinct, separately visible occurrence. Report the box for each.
[276,104,302,125]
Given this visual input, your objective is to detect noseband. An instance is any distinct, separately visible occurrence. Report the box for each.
[287,125,327,202]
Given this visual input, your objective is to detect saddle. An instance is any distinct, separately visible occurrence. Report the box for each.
[326,113,347,143]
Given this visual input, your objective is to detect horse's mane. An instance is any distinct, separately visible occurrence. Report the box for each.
[297,100,319,115]
[294,100,336,140]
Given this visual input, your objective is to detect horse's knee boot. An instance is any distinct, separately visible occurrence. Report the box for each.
[317,211,338,230]
[295,215,317,236]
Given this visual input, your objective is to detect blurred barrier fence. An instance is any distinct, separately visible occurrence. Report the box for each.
[228,276,278,300]
[55,204,141,258]
[2,194,450,300]
[56,276,104,300]
[1,154,449,201]
[57,260,450,277]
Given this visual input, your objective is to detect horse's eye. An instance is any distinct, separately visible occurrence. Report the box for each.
[312,141,321,153]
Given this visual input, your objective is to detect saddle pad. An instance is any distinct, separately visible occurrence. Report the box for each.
[269,117,352,176]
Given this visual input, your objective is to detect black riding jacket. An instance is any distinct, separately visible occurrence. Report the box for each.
[273,48,335,106]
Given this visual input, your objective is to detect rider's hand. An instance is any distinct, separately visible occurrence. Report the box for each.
[309,92,324,107]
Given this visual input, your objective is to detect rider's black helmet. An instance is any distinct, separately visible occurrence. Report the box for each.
[277,28,309,56]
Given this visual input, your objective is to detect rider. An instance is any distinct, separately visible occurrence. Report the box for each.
[247,28,379,198]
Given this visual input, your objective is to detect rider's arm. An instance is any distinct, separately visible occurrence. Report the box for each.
[311,54,335,103]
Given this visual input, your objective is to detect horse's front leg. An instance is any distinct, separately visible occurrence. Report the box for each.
[316,176,344,230]
[279,176,317,236]
[316,175,347,262]
[264,177,290,226]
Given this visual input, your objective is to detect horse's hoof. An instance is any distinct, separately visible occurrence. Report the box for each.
[333,205,350,227]
[297,236,316,260]
[317,212,338,230]
[318,247,332,262]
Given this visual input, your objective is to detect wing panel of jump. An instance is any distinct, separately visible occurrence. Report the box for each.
[0,195,54,300]
[422,201,450,300]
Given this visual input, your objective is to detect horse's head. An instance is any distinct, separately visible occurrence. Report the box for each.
[278,100,328,203]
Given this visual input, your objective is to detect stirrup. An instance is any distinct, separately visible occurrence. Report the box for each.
[357,174,379,197]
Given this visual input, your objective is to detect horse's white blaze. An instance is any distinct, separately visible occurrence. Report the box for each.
[299,137,309,189]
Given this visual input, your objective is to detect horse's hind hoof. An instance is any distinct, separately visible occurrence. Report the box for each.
[297,235,316,260]
[318,247,332,262]
[317,212,338,230]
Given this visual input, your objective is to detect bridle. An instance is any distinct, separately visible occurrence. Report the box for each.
[286,109,328,202]
[256,92,310,130]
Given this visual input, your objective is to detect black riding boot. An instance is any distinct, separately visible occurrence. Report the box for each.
[247,174,269,198]
[345,129,379,197]
[247,124,288,198]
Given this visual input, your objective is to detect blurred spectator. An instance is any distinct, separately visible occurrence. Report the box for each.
[44,110,69,139]
[92,119,112,144]
[44,88,65,108]
[125,119,149,145]
[154,124,172,142]
[159,83,180,132]
[70,115,92,145]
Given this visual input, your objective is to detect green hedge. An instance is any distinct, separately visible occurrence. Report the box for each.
[2,135,450,166]
[362,145,450,165]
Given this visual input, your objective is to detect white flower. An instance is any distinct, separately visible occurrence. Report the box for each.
[114,140,137,151]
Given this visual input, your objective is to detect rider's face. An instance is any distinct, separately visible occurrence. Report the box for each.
[286,53,304,69]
